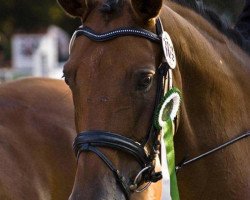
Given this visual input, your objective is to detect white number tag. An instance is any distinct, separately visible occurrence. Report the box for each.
[162,31,176,69]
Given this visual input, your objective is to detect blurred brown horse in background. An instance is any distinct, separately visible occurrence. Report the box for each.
[0,78,75,199]
[59,0,250,199]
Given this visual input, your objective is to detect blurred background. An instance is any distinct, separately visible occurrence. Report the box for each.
[0,0,246,82]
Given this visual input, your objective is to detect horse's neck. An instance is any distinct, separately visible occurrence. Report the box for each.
[161,3,250,199]
[162,1,250,141]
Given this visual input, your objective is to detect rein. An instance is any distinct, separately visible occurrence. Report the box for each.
[176,131,250,172]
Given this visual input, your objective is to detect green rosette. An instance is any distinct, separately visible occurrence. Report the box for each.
[154,87,181,200]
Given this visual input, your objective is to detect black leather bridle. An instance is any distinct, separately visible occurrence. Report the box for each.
[70,18,250,200]
[72,19,170,199]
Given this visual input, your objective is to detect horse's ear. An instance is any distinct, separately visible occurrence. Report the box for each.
[57,0,85,17]
[132,0,163,21]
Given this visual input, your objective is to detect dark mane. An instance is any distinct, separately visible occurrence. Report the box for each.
[172,0,250,54]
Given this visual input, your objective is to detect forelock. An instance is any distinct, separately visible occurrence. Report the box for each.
[100,0,123,13]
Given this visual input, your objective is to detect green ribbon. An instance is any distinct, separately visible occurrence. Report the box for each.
[154,87,181,200]
[162,119,180,200]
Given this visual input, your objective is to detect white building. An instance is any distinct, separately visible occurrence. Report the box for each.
[11,26,70,79]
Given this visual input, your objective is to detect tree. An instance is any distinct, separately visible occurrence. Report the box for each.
[0,0,80,61]
[0,0,80,35]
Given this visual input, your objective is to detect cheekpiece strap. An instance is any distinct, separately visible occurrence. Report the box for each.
[156,18,164,36]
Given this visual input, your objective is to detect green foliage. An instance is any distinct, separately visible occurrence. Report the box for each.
[0,0,80,61]
[0,0,80,37]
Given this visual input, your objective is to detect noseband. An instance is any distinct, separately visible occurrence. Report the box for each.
[72,19,170,199]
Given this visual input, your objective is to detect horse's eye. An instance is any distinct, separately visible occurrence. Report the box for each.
[137,74,153,91]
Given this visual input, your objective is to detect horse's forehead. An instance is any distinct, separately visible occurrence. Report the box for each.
[82,0,135,30]
[71,36,157,69]
[86,0,129,13]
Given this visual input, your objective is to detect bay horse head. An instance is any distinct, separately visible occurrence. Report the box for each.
[58,0,250,199]
[59,0,165,199]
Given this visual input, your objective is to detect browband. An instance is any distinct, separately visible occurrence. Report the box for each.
[69,22,162,54]
[76,26,161,42]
